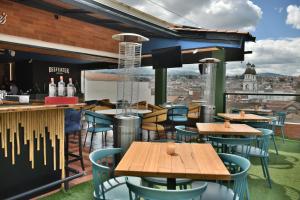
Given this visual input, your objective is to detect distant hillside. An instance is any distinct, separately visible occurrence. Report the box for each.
[257,73,285,77]
[94,67,199,76]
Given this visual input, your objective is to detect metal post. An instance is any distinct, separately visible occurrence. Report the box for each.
[155,68,167,105]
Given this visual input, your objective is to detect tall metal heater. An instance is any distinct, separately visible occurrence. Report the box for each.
[112,33,149,152]
[199,58,220,122]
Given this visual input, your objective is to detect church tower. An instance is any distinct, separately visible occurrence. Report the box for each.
[242,63,257,92]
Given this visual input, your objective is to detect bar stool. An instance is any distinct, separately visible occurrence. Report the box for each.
[64,109,85,178]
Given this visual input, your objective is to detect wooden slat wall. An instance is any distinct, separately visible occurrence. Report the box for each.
[0,109,65,179]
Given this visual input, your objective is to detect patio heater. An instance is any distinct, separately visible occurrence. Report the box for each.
[199,58,220,122]
[112,33,149,153]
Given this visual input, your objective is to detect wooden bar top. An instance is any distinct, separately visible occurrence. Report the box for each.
[196,123,262,136]
[217,113,271,122]
[115,142,230,180]
[0,103,86,113]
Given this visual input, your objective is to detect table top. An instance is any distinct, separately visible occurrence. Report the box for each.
[191,100,207,103]
[240,108,272,114]
[196,123,262,136]
[217,113,272,122]
[115,142,230,180]
[97,108,152,115]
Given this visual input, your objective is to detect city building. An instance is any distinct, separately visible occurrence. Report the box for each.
[242,63,257,92]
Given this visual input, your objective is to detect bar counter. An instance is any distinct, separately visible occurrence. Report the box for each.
[0,103,85,199]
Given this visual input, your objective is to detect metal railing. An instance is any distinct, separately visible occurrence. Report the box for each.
[6,172,85,200]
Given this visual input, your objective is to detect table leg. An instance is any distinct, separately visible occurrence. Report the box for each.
[167,178,176,190]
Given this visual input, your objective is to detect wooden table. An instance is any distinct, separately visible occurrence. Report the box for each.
[97,108,152,115]
[196,123,262,136]
[191,100,207,104]
[240,108,272,115]
[115,141,230,189]
[217,113,272,122]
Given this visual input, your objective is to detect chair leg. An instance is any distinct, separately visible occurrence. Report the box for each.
[281,127,285,143]
[105,131,107,144]
[78,131,85,171]
[89,132,95,153]
[147,130,150,141]
[83,130,88,147]
[156,131,160,140]
[271,134,279,155]
[245,179,250,200]
[263,158,272,188]
[260,158,266,178]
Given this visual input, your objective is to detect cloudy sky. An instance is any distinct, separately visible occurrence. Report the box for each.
[117,0,300,76]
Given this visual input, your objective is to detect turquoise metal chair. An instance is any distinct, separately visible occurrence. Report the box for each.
[231,108,240,114]
[168,105,189,122]
[127,177,207,200]
[208,136,257,158]
[245,120,278,155]
[84,110,113,152]
[192,153,251,200]
[167,105,189,133]
[271,112,286,143]
[236,128,273,188]
[89,148,140,200]
[175,125,200,143]
[212,115,225,122]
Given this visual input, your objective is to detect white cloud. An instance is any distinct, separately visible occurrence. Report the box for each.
[118,0,262,31]
[286,5,300,29]
[227,37,300,76]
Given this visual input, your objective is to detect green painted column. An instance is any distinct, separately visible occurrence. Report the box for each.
[212,48,226,113]
[155,68,167,105]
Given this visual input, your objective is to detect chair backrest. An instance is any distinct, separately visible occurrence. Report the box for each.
[175,126,199,143]
[89,148,122,200]
[142,109,168,123]
[64,109,82,133]
[148,103,164,112]
[132,101,147,109]
[212,115,225,122]
[256,128,273,157]
[85,110,113,126]
[188,104,201,119]
[276,112,286,125]
[126,177,207,200]
[168,105,189,116]
[188,104,200,113]
[245,121,271,129]
[208,136,257,158]
[231,108,240,114]
[219,153,251,200]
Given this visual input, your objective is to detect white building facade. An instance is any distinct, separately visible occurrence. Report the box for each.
[242,63,257,92]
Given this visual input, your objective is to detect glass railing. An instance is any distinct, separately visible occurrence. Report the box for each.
[224,92,300,123]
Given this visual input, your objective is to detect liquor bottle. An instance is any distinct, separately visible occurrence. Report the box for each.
[49,78,56,97]
[67,78,75,97]
[57,76,65,96]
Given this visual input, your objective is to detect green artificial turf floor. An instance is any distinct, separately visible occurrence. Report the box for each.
[41,137,300,200]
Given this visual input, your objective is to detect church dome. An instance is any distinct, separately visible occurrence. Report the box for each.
[244,63,256,75]
[244,68,253,74]
[251,64,256,75]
